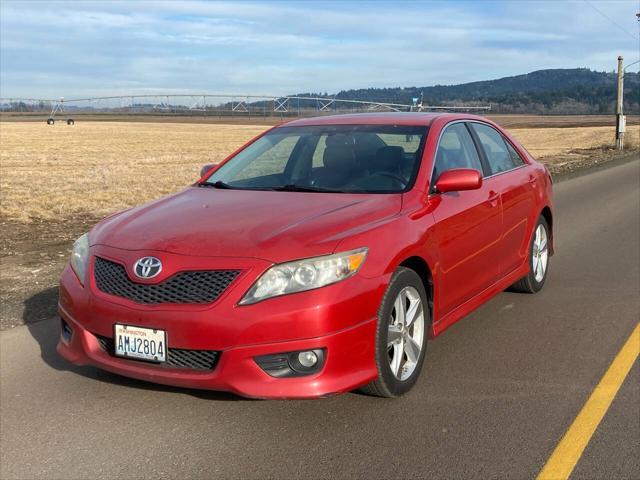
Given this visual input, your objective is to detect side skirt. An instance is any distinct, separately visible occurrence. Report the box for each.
[431,262,529,337]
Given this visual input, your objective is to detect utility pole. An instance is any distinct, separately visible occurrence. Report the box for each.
[615,55,625,150]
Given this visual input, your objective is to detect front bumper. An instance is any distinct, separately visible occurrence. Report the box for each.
[58,306,377,398]
[57,249,388,398]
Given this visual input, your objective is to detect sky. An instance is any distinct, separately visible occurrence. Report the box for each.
[1,0,638,99]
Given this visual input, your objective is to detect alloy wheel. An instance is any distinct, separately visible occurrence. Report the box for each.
[532,224,549,282]
[387,286,425,381]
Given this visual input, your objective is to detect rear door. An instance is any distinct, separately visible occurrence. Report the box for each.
[469,122,536,276]
[430,122,503,316]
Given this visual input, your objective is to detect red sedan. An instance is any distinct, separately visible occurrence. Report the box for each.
[57,113,554,398]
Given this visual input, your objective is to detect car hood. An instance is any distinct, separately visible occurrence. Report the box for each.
[90,186,402,262]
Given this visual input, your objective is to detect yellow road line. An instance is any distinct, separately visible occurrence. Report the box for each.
[537,322,640,480]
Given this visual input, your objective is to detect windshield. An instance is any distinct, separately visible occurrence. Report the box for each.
[205,125,428,193]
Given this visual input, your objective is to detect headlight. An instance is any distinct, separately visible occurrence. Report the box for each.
[70,233,89,285]
[239,248,368,305]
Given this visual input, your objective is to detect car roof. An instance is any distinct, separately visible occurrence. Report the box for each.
[280,112,488,128]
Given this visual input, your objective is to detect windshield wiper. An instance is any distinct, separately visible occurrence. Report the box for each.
[199,182,346,193]
[271,184,346,193]
[199,180,234,189]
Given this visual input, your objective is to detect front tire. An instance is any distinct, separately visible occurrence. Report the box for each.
[511,216,550,293]
[361,267,429,398]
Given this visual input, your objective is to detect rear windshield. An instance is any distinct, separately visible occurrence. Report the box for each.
[205,125,428,193]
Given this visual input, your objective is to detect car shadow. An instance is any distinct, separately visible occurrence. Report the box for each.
[23,286,247,401]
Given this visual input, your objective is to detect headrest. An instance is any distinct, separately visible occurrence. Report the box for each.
[326,133,356,148]
[323,145,357,171]
[372,146,404,172]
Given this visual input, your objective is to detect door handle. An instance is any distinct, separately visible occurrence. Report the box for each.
[488,190,499,207]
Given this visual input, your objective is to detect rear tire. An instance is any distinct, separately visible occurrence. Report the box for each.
[511,216,550,293]
[46,118,54,125]
[360,267,429,398]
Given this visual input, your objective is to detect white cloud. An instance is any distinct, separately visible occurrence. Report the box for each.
[1,0,637,98]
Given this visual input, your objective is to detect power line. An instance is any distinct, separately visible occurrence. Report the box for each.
[582,0,638,40]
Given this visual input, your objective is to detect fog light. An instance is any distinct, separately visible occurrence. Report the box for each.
[255,348,325,378]
[297,351,318,368]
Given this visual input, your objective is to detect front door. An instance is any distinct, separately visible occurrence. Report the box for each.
[430,122,503,317]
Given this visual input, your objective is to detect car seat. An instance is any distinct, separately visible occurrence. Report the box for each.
[310,134,358,188]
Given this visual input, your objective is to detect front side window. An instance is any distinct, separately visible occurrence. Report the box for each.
[433,123,483,181]
[206,125,428,193]
[471,123,518,175]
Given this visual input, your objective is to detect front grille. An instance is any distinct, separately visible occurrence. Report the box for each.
[94,257,240,305]
[95,334,220,371]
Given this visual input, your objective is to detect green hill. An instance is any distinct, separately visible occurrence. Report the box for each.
[299,68,640,114]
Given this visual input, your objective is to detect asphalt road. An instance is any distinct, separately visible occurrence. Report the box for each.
[1,160,639,480]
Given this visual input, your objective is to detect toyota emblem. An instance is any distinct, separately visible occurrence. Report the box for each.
[133,257,162,279]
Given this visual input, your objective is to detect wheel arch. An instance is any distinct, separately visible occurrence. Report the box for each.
[540,206,554,255]
[398,255,434,333]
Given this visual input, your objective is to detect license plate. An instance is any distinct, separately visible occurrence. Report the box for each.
[114,324,166,363]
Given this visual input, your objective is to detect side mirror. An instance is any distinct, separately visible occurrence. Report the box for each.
[200,163,215,178]
[434,169,482,193]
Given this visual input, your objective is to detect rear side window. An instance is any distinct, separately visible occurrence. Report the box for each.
[504,140,525,166]
[471,123,518,175]
[433,123,483,181]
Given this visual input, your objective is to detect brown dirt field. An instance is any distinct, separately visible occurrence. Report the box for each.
[0,112,291,125]
[2,112,639,129]
[489,114,639,129]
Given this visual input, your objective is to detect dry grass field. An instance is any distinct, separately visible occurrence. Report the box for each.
[511,126,638,157]
[1,121,638,223]
[0,119,638,329]
[0,122,265,222]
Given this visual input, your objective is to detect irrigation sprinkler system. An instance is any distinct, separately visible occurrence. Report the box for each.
[0,93,491,124]
[45,98,75,125]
